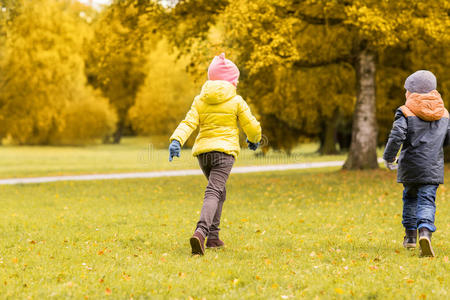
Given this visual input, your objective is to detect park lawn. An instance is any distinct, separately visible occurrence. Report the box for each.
[0,168,449,299]
[0,137,354,179]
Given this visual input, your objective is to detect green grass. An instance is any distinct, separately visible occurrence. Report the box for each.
[0,137,350,179]
[0,168,448,298]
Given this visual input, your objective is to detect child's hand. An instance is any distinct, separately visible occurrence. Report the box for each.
[384,159,398,170]
[246,138,260,151]
[169,140,181,162]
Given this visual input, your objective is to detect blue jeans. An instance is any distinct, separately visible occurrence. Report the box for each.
[402,184,438,232]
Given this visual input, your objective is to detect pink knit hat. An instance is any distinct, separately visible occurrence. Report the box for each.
[207,53,240,87]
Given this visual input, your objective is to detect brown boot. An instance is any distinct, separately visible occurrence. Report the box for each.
[403,229,417,249]
[418,228,435,257]
[206,238,224,249]
[190,232,205,255]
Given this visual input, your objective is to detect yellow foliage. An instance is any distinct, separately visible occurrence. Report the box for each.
[0,0,116,145]
[128,40,197,137]
[86,0,161,142]
[54,90,117,145]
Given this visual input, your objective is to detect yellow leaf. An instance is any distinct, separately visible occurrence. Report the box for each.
[335,288,345,295]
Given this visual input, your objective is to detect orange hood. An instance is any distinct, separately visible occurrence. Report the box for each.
[405,90,446,121]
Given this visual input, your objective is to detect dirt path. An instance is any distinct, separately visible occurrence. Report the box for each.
[0,160,349,185]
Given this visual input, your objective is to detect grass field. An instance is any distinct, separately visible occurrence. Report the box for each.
[0,168,449,299]
[0,137,350,179]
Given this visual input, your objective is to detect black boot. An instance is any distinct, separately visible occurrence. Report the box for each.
[403,229,417,249]
[418,228,435,257]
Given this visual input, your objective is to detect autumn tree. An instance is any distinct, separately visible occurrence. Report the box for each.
[86,0,162,143]
[0,0,19,85]
[128,40,197,140]
[166,0,449,167]
[0,0,116,145]
[217,0,449,168]
[166,0,356,155]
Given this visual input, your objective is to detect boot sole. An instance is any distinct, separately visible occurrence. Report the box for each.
[190,236,204,255]
[419,237,435,257]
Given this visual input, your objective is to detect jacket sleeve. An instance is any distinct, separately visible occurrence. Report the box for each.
[383,109,408,162]
[237,97,262,143]
[169,99,199,146]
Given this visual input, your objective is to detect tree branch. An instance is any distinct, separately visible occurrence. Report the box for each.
[292,55,353,68]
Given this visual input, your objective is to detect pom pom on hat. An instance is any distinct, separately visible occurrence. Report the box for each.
[207,53,240,87]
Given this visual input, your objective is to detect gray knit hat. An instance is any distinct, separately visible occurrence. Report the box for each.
[404,70,437,94]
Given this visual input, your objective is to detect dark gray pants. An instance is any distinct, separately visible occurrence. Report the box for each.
[196,151,235,239]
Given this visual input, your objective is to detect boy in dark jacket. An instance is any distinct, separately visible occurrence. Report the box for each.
[383,70,448,257]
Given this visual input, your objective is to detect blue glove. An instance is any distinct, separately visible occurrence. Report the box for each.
[169,140,181,162]
[246,138,260,151]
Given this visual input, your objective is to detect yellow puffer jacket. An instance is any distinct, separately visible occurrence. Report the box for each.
[170,80,261,159]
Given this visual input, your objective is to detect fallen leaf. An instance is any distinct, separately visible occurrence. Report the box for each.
[335,288,344,295]
[122,274,131,281]
[105,288,112,295]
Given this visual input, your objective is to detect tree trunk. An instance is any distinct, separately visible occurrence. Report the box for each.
[337,116,352,151]
[343,48,379,169]
[113,121,124,144]
[319,109,339,155]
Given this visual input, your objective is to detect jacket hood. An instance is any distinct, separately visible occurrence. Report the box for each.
[199,80,236,104]
[405,90,445,121]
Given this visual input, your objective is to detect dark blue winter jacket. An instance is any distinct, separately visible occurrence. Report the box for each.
[383,91,450,184]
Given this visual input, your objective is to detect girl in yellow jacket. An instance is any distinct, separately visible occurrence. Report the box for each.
[169,53,262,255]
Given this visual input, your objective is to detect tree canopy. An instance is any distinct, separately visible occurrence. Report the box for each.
[0,0,116,145]
[0,0,448,166]
[168,0,450,168]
